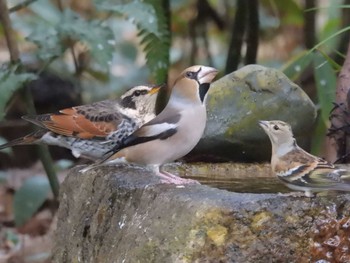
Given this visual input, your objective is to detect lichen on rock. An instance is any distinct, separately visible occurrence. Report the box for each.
[189,64,317,162]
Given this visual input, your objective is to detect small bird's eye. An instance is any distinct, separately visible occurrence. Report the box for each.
[185,71,195,79]
[134,90,141,96]
[273,125,280,131]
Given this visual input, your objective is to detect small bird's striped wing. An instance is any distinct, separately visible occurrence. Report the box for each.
[289,165,350,189]
[274,148,324,178]
[276,151,350,190]
[23,100,125,139]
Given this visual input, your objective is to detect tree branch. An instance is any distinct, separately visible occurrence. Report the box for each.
[0,0,20,62]
[327,41,350,163]
[55,0,79,75]
[245,0,259,65]
[225,0,247,73]
[303,0,317,49]
[9,0,38,13]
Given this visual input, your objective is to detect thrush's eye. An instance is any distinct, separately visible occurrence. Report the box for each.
[273,125,280,131]
[133,90,141,96]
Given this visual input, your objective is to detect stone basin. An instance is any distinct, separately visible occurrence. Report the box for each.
[52,164,350,263]
[164,162,291,194]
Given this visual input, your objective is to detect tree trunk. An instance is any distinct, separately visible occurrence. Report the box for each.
[327,41,350,163]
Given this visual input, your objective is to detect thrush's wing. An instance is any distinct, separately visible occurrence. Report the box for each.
[23,100,126,139]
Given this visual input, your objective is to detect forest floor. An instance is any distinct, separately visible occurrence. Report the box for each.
[0,162,68,263]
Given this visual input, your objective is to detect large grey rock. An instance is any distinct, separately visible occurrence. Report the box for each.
[190,65,317,162]
[53,165,350,263]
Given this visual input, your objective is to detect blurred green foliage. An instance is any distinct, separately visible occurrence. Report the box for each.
[0,65,37,121]
[281,2,348,154]
[95,0,170,83]
[13,175,50,226]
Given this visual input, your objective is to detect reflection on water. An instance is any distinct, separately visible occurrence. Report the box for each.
[165,162,291,194]
[185,176,291,194]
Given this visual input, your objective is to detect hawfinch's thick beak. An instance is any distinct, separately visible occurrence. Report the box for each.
[148,85,163,95]
[198,66,218,84]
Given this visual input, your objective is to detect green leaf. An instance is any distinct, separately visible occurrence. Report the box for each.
[26,9,115,70]
[28,0,62,24]
[95,0,160,37]
[26,26,62,61]
[319,17,341,50]
[313,52,337,124]
[317,1,342,53]
[282,51,314,81]
[317,49,342,71]
[309,26,350,53]
[94,0,170,83]
[13,176,50,226]
[119,41,138,61]
[270,0,303,25]
[58,10,115,69]
[0,66,37,121]
[0,136,13,156]
[305,5,350,12]
[310,116,328,155]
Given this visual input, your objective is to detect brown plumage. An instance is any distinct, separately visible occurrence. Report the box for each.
[0,85,162,159]
[259,120,350,197]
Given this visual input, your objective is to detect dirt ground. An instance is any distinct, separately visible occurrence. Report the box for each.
[0,162,68,263]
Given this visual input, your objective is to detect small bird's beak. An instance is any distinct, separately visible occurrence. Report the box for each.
[258,120,269,129]
[198,66,218,84]
[148,85,163,95]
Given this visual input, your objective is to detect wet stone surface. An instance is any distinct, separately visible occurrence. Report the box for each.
[53,164,350,263]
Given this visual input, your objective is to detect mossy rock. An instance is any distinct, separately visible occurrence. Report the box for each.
[190,64,317,162]
[52,165,350,263]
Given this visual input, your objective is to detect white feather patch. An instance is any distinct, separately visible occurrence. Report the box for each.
[144,123,178,137]
[276,165,304,177]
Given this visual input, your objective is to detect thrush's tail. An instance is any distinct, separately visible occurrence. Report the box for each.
[0,129,47,149]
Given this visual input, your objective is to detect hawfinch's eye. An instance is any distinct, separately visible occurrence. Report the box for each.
[273,125,280,131]
[185,71,195,79]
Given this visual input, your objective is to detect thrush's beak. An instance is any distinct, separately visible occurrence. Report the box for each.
[148,85,164,95]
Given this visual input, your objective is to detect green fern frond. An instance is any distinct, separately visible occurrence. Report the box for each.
[95,0,170,83]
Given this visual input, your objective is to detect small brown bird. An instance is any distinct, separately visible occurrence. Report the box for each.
[259,120,350,197]
[0,85,162,160]
[82,65,218,185]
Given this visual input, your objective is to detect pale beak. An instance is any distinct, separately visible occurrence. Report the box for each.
[259,121,268,128]
[258,120,269,130]
[197,66,218,84]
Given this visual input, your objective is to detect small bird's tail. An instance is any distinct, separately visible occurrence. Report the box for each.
[0,129,47,150]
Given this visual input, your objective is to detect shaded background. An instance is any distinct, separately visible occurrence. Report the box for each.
[0,0,349,262]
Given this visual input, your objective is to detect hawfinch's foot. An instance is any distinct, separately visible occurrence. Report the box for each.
[157,171,200,185]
